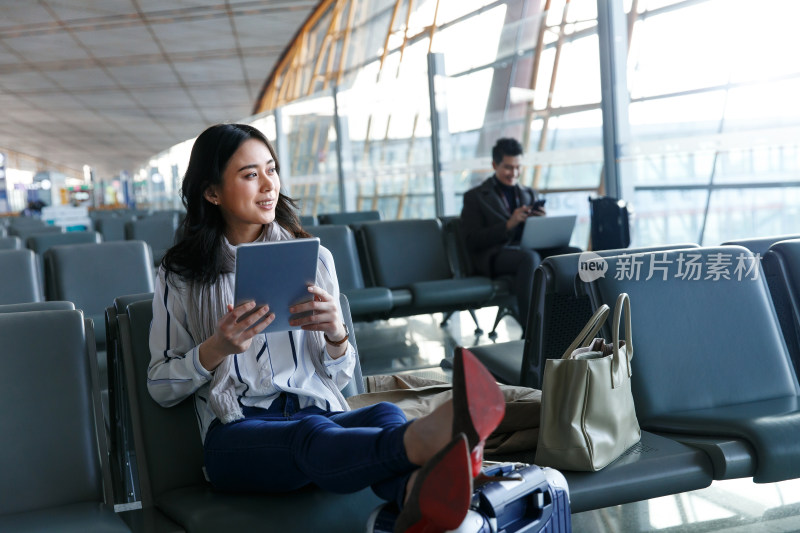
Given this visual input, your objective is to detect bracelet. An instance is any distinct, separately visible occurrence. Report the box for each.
[324,323,349,346]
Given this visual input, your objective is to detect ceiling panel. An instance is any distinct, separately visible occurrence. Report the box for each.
[149,19,236,54]
[1,71,60,92]
[45,0,139,20]
[45,67,117,91]
[171,56,245,84]
[4,32,90,62]
[0,92,21,107]
[188,85,250,109]
[72,90,142,109]
[106,63,181,88]
[2,108,54,123]
[0,1,317,178]
[244,55,278,82]
[29,92,91,111]
[75,25,163,58]
[233,12,304,49]
[0,4,53,29]
[129,87,198,108]
[134,0,220,11]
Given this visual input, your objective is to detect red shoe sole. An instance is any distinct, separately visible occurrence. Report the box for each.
[406,437,472,533]
[460,348,506,443]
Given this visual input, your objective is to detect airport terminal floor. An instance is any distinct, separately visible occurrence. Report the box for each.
[374,307,800,533]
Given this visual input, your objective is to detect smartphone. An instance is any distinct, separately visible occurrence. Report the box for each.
[532,199,546,210]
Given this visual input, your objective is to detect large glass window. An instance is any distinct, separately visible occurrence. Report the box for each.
[625,0,800,245]
[336,38,436,220]
[134,0,800,249]
[279,92,340,216]
[435,0,601,249]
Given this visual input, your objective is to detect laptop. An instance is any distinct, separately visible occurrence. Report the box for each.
[520,215,577,250]
[234,238,320,332]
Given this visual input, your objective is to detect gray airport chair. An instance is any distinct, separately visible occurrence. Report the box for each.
[95,214,136,242]
[359,219,495,320]
[762,238,800,379]
[310,224,393,320]
[0,249,43,304]
[7,216,47,230]
[589,246,800,483]
[0,301,74,313]
[8,224,63,241]
[118,294,381,532]
[26,229,102,254]
[561,431,713,513]
[318,210,381,225]
[0,309,129,532]
[441,216,516,337]
[44,241,155,352]
[26,230,103,286]
[468,243,700,388]
[299,214,318,227]
[105,292,155,506]
[722,234,800,258]
[0,236,22,250]
[125,214,178,267]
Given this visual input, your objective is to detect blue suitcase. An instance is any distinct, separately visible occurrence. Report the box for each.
[367,463,571,532]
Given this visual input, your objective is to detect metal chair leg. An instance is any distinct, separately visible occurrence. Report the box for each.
[468,309,483,336]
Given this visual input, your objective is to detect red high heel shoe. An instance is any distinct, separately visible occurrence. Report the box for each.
[394,433,472,533]
[452,347,506,478]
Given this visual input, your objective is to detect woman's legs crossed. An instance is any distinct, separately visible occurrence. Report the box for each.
[203,400,414,500]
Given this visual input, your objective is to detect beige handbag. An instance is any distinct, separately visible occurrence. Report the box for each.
[534,293,641,471]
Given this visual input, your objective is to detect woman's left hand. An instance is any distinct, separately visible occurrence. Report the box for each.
[289,285,347,341]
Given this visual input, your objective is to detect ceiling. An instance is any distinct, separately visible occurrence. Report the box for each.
[0,0,319,179]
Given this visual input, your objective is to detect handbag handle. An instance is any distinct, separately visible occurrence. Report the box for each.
[561,304,610,359]
[611,293,633,387]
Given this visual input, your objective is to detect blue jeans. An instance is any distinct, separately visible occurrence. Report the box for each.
[204,393,414,505]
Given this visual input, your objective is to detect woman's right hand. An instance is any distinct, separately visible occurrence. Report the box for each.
[199,301,273,372]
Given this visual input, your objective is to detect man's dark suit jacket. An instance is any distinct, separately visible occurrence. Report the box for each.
[460,176,540,276]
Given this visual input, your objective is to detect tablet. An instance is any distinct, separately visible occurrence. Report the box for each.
[233,238,320,332]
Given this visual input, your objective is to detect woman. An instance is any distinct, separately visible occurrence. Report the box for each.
[148,123,504,532]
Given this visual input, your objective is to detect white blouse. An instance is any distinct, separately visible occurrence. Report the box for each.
[147,247,357,442]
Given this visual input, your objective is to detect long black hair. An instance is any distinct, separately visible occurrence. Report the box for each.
[162,123,309,284]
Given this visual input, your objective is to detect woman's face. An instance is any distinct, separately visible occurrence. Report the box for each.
[205,138,280,245]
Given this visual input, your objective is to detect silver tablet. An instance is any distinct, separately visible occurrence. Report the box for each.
[233,238,320,332]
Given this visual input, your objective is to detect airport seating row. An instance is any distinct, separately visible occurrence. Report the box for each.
[6,211,800,526]
[299,209,381,227]
[0,293,380,531]
[89,210,180,266]
[2,211,180,267]
[103,234,800,520]
[0,240,155,351]
[471,235,800,512]
[308,219,514,335]
[7,295,702,529]
[60,228,800,527]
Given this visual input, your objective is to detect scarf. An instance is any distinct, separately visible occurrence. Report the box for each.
[183,222,350,424]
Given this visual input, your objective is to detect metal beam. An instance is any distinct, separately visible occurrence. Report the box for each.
[597,0,631,200]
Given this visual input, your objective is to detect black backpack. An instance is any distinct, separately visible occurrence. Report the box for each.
[589,196,631,250]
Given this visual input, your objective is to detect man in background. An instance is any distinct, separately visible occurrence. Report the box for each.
[460,137,580,328]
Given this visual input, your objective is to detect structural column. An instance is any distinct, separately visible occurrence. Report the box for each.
[597,0,632,200]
